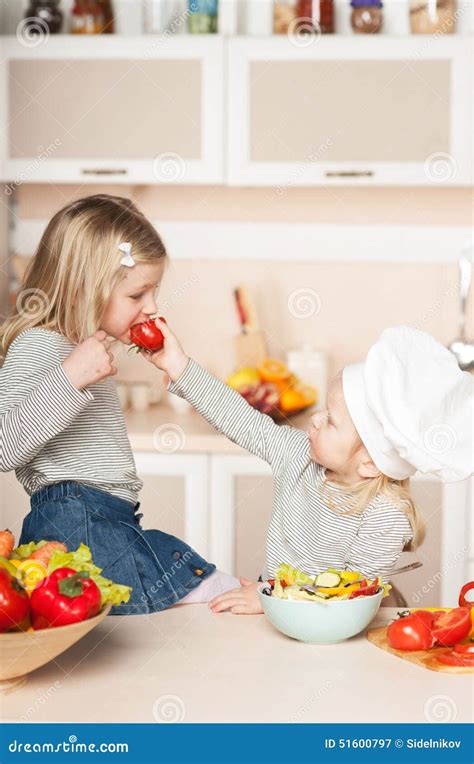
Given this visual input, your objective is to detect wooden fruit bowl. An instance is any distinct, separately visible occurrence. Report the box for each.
[0,604,112,692]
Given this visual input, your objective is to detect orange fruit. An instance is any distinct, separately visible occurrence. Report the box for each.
[279,384,317,413]
[257,359,291,384]
[297,383,318,407]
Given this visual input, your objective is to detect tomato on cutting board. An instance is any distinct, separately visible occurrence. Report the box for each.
[431,607,471,647]
[387,610,436,651]
[436,650,474,667]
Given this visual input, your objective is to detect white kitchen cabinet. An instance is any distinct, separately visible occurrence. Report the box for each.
[0,35,224,184]
[227,36,472,186]
[134,452,211,558]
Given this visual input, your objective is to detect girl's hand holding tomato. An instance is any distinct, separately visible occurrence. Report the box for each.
[136,317,189,383]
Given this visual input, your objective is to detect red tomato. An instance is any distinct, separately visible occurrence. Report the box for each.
[436,651,474,667]
[129,317,166,353]
[431,607,471,647]
[453,643,474,655]
[0,568,30,632]
[458,581,474,609]
[387,611,436,651]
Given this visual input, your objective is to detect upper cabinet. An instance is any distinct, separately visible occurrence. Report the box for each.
[226,36,472,186]
[0,36,225,184]
[0,35,471,186]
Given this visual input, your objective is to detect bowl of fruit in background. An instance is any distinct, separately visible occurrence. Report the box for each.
[227,359,317,421]
[0,531,129,691]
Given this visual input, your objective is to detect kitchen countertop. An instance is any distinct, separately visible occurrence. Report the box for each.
[125,398,313,453]
[2,607,471,724]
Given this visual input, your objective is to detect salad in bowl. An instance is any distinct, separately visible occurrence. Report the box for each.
[258,563,391,644]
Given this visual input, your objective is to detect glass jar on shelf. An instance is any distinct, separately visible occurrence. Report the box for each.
[409,0,457,34]
[273,0,298,34]
[188,0,218,33]
[350,0,383,34]
[24,0,64,34]
[296,1,334,34]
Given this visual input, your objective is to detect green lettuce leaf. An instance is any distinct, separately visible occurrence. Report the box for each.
[10,540,48,560]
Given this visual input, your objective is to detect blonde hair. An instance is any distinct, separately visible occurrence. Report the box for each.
[321,434,426,552]
[0,194,167,356]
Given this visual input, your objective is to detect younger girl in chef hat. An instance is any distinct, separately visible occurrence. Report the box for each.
[336,325,473,542]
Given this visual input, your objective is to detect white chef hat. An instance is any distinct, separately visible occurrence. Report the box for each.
[342,326,473,482]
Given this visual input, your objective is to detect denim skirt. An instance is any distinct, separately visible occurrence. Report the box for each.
[19,481,216,615]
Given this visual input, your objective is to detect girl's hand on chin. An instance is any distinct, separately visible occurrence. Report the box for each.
[141,317,189,382]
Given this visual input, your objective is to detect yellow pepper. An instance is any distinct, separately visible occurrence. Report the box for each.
[317,584,360,597]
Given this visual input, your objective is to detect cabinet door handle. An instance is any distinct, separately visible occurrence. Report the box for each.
[81,168,128,176]
[325,170,374,178]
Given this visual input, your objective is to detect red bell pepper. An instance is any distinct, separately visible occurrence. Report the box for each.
[458,581,474,609]
[30,567,101,630]
[349,577,380,599]
[0,568,30,632]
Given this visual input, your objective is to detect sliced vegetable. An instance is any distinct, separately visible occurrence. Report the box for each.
[458,581,474,609]
[30,567,101,630]
[315,571,341,588]
[436,651,474,667]
[453,643,474,655]
[349,578,380,599]
[431,607,471,647]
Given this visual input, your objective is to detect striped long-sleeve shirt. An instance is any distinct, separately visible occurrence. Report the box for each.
[0,328,143,504]
[169,358,414,582]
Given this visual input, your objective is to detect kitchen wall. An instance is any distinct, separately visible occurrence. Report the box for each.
[12,183,473,394]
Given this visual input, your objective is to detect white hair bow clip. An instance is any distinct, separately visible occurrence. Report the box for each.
[119,242,135,268]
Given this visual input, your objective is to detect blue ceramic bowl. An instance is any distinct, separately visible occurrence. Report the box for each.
[258,583,383,644]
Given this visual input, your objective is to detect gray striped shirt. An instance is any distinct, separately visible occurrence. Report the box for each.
[169,358,413,582]
[0,328,143,504]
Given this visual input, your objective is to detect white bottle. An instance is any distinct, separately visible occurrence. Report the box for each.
[286,344,328,412]
[218,0,238,35]
[245,0,273,36]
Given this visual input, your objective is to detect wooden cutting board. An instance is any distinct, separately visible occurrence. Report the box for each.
[367,626,474,674]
